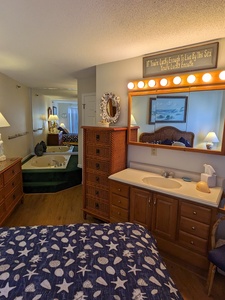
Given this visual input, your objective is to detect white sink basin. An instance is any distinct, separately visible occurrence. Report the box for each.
[142,177,182,189]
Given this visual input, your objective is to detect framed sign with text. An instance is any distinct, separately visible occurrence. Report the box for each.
[143,42,218,77]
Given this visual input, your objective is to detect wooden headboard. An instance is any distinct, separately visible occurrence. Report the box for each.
[139,126,195,147]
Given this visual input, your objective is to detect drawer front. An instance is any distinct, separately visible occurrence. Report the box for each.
[110,180,129,197]
[86,145,110,160]
[86,130,110,145]
[4,173,22,197]
[86,185,109,199]
[3,162,21,184]
[85,196,109,217]
[86,172,108,186]
[0,174,3,188]
[180,202,211,224]
[111,205,129,221]
[86,159,110,174]
[111,194,129,210]
[5,185,23,210]
[180,216,209,239]
[179,230,208,255]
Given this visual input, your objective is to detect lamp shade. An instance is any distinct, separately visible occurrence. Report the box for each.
[130,114,137,125]
[48,114,59,121]
[0,112,10,127]
[204,132,219,143]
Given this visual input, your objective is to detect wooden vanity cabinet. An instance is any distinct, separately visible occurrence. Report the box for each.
[178,201,214,256]
[82,126,127,222]
[130,187,152,229]
[110,180,129,223]
[130,187,178,240]
[152,193,178,241]
[109,180,218,271]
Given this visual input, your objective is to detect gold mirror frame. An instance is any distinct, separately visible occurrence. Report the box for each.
[128,70,225,155]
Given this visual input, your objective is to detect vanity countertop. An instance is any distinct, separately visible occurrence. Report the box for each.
[109,168,223,207]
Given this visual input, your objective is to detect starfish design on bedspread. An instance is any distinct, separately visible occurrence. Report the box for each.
[18,247,32,257]
[106,241,119,251]
[0,282,16,298]
[63,243,76,253]
[111,276,128,289]
[23,268,39,280]
[56,278,73,293]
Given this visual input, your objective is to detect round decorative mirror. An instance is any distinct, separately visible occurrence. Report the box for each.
[100,92,121,124]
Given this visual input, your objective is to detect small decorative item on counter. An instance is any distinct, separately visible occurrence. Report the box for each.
[200,164,217,187]
[98,119,110,127]
[196,181,211,193]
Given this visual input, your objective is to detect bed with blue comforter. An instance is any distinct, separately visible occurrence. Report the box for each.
[0,222,183,299]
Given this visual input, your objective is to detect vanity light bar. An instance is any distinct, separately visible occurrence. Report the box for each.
[127,70,225,91]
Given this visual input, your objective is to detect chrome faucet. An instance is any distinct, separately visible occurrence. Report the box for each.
[162,171,169,178]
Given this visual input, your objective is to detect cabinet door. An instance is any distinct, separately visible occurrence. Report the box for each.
[152,193,178,240]
[130,187,152,229]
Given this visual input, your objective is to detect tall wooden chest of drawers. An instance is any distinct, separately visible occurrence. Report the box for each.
[82,126,127,221]
[0,158,23,225]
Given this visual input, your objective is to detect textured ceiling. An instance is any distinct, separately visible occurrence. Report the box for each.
[0,0,225,97]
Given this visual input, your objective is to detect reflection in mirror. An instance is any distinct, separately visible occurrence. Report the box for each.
[130,89,225,152]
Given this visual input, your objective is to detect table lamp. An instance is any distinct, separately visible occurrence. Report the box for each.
[204,131,219,149]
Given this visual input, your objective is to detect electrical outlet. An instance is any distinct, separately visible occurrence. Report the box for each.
[151,148,157,156]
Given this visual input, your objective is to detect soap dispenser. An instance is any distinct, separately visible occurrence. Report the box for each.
[200,164,216,187]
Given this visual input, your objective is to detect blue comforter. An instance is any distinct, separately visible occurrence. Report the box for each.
[0,222,183,299]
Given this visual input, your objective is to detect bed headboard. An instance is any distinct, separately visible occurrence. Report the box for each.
[139,126,195,147]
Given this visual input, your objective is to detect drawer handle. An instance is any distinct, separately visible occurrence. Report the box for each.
[118,200,121,203]
[12,182,15,187]
[96,149,100,155]
[95,203,99,209]
[96,177,99,182]
[117,212,121,215]
[192,226,195,230]
[118,188,121,192]
[190,241,194,245]
[95,191,99,196]
[13,194,16,200]
[193,211,197,215]
[96,134,100,141]
[96,163,100,170]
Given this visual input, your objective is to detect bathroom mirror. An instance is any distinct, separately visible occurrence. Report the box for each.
[100,92,121,123]
[128,70,225,155]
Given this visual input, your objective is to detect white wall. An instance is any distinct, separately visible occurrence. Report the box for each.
[0,73,33,159]
[78,75,96,167]
[96,39,225,186]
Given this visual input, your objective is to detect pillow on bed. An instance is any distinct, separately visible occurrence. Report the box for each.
[58,126,69,134]
[161,139,173,145]
[178,137,191,147]
[172,141,186,147]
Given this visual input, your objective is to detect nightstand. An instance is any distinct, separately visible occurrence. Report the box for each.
[47,132,63,145]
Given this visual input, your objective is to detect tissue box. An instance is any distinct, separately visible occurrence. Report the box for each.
[200,173,216,187]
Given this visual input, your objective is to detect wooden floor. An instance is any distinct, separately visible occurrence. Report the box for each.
[3,185,225,300]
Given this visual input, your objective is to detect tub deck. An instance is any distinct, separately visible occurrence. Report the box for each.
[22,154,81,193]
